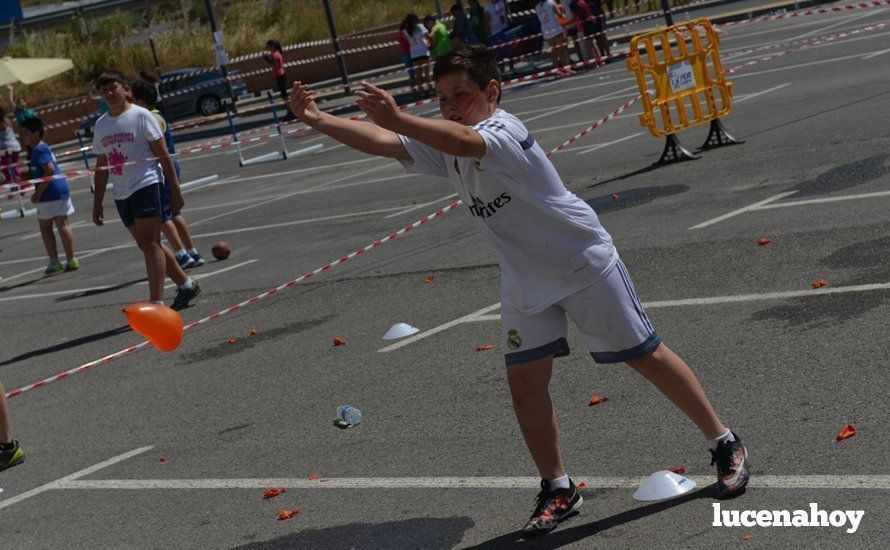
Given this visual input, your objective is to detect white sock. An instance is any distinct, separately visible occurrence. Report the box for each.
[707,429,735,451]
[546,474,570,492]
[152,300,164,305]
[188,248,198,256]
[176,249,188,258]
[178,277,195,290]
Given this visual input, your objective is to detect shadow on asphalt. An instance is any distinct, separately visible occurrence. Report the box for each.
[233,516,474,549]
[0,324,131,367]
[467,486,715,549]
[54,277,146,302]
[586,185,689,214]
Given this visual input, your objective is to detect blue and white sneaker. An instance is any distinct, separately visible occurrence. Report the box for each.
[176,253,195,270]
[190,252,205,267]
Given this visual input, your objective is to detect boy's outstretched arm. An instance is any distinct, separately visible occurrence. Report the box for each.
[355,82,485,158]
[289,82,411,160]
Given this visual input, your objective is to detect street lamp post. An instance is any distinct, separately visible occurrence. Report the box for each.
[660,0,675,26]
[322,0,351,94]
[203,0,236,104]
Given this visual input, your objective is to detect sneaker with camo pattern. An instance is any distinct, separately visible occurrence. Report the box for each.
[522,479,583,536]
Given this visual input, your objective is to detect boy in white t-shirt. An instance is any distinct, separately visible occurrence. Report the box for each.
[288,46,750,537]
[91,71,200,310]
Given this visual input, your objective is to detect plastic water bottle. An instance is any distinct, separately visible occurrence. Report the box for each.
[336,405,363,426]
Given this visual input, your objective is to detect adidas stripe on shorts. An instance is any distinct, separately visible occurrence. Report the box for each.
[502,259,661,366]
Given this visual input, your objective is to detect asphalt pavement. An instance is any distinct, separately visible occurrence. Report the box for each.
[1,1,890,547]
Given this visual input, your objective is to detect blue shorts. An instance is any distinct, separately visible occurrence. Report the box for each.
[161,163,182,222]
[115,182,164,227]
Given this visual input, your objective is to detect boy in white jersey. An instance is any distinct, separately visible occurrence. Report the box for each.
[91,71,201,310]
[289,46,750,537]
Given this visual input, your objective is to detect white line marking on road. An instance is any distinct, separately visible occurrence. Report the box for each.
[0,247,120,286]
[689,191,798,229]
[384,194,458,218]
[54,475,890,490]
[574,132,646,155]
[378,302,502,352]
[522,87,638,124]
[190,206,409,239]
[399,278,890,347]
[0,260,256,302]
[791,9,882,40]
[752,189,890,210]
[732,48,890,79]
[0,446,152,510]
[734,83,791,103]
[189,163,394,228]
[0,244,130,268]
[862,47,890,59]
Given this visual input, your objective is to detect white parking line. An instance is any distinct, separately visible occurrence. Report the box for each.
[734,83,791,103]
[573,133,646,155]
[0,446,153,511]
[0,260,257,303]
[862,47,890,59]
[380,278,890,351]
[383,194,458,218]
[54,475,890,490]
[190,206,411,239]
[689,192,798,229]
[378,302,502,352]
[753,189,890,210]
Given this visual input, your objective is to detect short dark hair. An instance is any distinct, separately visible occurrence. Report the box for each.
[21,117,45,139]
[96,70,127,88]
[450,3,464,11]
[433,45,502,101]
[267,39,282,52]
[129,79,159,107]
[423,14,436,25]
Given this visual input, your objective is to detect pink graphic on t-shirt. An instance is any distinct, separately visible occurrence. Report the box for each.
[108,148,127,176]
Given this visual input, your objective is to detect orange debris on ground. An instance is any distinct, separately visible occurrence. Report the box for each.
[263,488,286,499]
[812,279,828,289]
[425,276,436,283]
[612,193,619,200]
[159,457,168,462]
[588,395,608,406]
[250,329,257,335]
[476,345,494,351]
[577,482,586,488]
[836,424,857,441]
[308,474,319,480]
[758,238,772,246]
[227,338,236,344]
[668,466,686,475]
[743,534,752,541]
[332,337,347,346]
[277,510,295,521]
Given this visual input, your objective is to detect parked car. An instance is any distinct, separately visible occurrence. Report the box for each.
[79,67,248,137]
[159,67,248,119]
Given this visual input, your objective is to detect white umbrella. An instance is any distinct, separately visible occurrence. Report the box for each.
[0,57,74,87]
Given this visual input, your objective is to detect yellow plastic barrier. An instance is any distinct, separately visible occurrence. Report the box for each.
[626,18,741,163]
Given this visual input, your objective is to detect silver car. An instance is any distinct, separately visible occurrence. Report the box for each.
[159,67,249,118]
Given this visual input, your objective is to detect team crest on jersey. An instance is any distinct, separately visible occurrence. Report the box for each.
[507,329,522,350]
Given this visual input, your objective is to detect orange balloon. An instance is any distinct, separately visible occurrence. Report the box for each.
[124,302,183,351]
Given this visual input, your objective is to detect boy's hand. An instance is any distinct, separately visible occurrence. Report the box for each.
[169,187,185,213]
[289,81,322,125]
[30,191,40,204]
[355,82,403,130]
[92,204,104,226]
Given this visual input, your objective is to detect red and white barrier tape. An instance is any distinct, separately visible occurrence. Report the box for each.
[547,94,645,154]
[5,202,461,399]
[719,0,890,27]
[727,20,888,73]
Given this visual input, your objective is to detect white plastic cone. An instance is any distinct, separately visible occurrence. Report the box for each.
[382,322,420,340]
[632,470,696,501]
